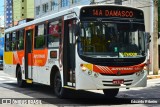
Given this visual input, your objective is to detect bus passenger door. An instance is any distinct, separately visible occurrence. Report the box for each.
[63,19,76,87]
[25,26,34,81]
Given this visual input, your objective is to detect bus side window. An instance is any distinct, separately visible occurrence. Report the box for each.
[17,30,24,50]
[35,24,46,49]
[47,20,61,48]
[5,33,11,51]
[11,32,17,51]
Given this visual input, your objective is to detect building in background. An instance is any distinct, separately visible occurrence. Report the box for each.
[34,0,133,19]
[0,27,4,37]
[158,0,160,70]
[34,0,90,19]
[13,0,34,26]
[5,0,12,28]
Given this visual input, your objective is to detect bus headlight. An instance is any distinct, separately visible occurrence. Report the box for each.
[81,66,87,71]
[80,64,87,71]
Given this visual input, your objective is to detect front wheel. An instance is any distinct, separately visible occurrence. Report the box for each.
[17,67,26,87]
[103,89,119,98]
[53,71,67,98]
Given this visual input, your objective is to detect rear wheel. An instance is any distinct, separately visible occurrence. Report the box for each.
[103,89,119,98]
[17,67,26,87]
[53,71,67,98]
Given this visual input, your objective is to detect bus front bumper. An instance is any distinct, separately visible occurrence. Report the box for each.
[76,70,147,90]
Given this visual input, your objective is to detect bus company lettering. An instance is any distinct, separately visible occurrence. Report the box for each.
[34,54,45,58]
[111,67,143,71]
[93,9,134,18]
[111,67,133,71]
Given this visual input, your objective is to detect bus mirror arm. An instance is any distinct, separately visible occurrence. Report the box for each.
[75,16,80,24]
[74,24,81,36]
[74,19,81,37]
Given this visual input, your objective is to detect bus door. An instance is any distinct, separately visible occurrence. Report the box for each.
[25,26,34,80]
[63,19,76,87]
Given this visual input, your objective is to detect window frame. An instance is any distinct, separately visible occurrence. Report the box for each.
[47,19,62,49]
[34,22,47,49]
[42,3,49,13]
[11,31,17,51]
[5,33,11,51]
[17,29,24,51]
[36,6,40,15]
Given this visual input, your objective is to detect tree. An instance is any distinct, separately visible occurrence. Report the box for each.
[158,0,160,32]
[153,0,159,75]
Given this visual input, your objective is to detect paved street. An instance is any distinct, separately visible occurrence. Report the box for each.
[0,70,160,107]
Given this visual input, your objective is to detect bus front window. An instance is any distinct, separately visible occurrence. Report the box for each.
[78,22,145,58]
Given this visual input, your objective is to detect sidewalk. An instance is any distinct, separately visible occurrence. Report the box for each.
[147,70,160,79]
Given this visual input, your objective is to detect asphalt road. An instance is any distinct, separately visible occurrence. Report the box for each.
[0,70,160,107]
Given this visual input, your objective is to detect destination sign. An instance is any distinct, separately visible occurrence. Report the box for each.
[80,6,144,19]
[93,9,134,17]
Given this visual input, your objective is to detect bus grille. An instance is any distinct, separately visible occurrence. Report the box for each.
[102,80,133,86]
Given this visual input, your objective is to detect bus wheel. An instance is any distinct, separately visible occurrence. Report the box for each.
[103,89,119,98]
[17,67,26,87]
[53,71,66,98]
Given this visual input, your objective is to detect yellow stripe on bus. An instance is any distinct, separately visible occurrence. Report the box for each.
[83,64,93,71]
[4,52,13,64]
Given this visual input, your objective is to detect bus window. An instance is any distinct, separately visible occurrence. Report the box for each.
[35,24,46,49]
[5,33,11,51]
[47,20,61,48]
[17,30,24,50]
[12,32,17,51]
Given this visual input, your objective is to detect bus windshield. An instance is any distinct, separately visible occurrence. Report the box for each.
[78,21,145,58]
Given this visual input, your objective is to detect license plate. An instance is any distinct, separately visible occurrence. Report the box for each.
[113,79,124,84]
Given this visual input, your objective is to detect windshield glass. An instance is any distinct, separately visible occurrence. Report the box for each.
[78,21,145,58]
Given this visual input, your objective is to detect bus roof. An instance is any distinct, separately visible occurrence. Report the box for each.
[5,6,82,33]
[5,4,143,33]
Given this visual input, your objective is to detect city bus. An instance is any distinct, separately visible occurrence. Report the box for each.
[4,5,149,98]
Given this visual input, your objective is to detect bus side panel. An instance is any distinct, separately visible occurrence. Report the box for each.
[4,52,16,77]
[75,46,97,89]
[32,48,50,84]
[32,49,48,66]
[13,51,24,65]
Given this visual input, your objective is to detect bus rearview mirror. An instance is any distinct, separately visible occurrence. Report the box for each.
[74,24,81,36]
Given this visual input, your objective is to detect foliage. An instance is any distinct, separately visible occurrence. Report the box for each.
[35,35,45,48]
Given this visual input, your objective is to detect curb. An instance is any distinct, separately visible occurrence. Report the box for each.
[147,75,160,79]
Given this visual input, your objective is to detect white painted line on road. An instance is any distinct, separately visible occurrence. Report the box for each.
[0,76,17,80]
[5,80,16,83]
[0,78,5,80]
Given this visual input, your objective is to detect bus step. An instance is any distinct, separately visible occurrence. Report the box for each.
[70,72,75,83]
[26,79,33,84]
[67,82,75,87]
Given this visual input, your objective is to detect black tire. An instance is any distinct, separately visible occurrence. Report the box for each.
[17,67,26,88]
[53,71,67,98]
[103,89,119,98]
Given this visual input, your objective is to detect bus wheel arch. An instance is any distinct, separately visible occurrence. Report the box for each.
[50,65,67,98]
[16,64,26,87]
[50,65,59,87]
[16,64,21,78]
